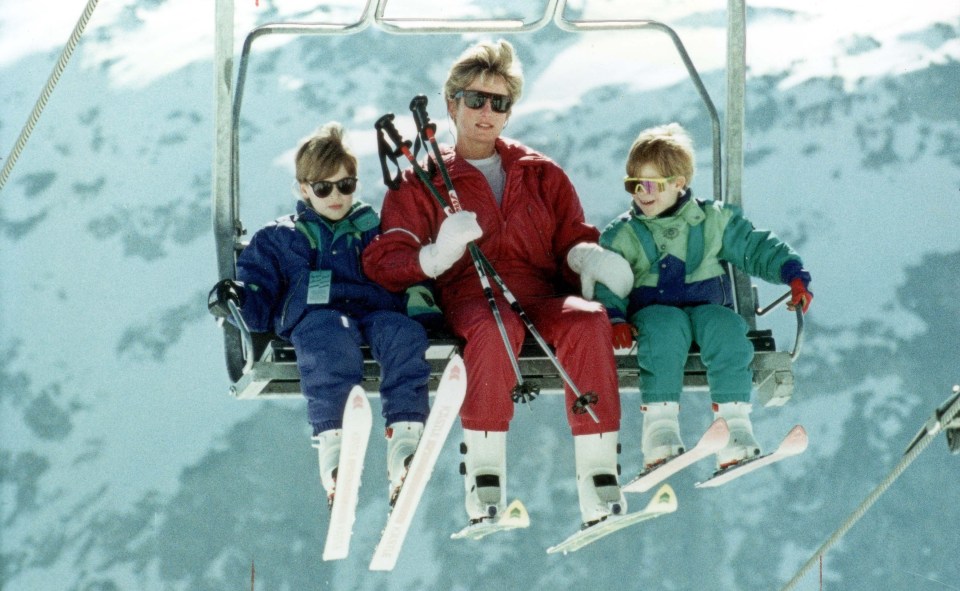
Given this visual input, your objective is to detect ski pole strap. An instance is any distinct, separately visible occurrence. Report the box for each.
[376,114,404,191]
[409,95,432,133]
[375,113,450,210]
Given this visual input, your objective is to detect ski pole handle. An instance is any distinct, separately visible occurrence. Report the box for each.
[375,113,412,156]
[409,95,463,212]
[409,95,436,137]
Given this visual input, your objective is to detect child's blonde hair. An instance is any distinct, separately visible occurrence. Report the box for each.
[294,121,357,183]
[625,122,695,186]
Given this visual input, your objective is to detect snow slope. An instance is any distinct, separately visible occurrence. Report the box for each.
[1,1,958,589]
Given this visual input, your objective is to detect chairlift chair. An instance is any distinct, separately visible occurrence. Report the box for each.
[212,0,803,407]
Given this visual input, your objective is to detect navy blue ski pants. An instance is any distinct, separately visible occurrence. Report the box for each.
[289,308,431,434]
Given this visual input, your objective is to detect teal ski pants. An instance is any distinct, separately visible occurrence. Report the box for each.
[632,304,753,404]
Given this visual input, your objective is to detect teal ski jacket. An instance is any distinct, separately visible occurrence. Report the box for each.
[596,190,807,323]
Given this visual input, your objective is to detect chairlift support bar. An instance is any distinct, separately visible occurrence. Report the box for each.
[213,0,798,405]
[553,11,722,204]
[376,0,559,34]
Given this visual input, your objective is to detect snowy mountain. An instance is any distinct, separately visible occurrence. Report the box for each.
[2,1,959,590]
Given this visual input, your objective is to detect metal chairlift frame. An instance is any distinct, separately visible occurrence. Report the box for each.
[212,0,802,406]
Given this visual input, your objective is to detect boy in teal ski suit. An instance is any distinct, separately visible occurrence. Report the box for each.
[593,122,813,471]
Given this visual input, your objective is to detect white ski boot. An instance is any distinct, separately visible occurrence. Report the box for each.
[575,432,626,526]
[713,402,761,469]
[641,402,686,469]
[311,429,342,508]
[385,421,424,505]
[460,429,507,523]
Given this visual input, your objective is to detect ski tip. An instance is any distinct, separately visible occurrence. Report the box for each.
[368,558,397,572]
[346,386,372,410]
[709,417,729,431]
[449,499,530,540]
[646,484,678,513]
[502,498,531,528]
[704,418,731,449]
[440,354,467,392]
[322,549,348,562]
[781,424,809,454]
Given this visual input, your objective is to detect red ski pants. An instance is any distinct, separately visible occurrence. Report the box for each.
[444,293,621,435]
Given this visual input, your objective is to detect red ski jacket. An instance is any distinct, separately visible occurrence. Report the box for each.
[363,137,599,307]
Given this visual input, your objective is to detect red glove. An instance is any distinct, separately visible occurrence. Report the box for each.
[788,278,813,314]
[612,322,635,349]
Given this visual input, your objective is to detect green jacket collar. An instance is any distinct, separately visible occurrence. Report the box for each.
[631,190,704,226]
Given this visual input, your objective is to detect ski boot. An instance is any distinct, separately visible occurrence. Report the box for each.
[713,402,762,469]
[311,429,342,508]
[460,429,507,523]
[641,402,686,469]
[575,432,626,527]
[385,421,424,506]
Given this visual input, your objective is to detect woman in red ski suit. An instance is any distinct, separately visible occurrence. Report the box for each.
[363,39,634,527]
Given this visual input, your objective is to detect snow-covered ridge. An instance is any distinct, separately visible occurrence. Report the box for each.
[2,2,959,590]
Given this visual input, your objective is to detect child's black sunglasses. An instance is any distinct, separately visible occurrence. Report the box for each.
[309,177,358,198]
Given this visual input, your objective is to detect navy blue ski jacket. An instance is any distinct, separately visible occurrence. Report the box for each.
[236,200,403,339]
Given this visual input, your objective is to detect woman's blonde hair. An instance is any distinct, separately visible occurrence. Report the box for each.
[443,39,524,105]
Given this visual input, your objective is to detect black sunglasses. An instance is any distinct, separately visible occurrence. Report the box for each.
[454,90,512,114]
[308,177,358,198]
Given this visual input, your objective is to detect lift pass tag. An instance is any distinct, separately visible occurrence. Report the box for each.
[307,270,332,304]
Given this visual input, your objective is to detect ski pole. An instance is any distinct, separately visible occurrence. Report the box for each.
[408,96,600,423]
[374,114,536,407]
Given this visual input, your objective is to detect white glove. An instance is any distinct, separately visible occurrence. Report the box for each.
[566,242,634,300]
[419,210,483,278]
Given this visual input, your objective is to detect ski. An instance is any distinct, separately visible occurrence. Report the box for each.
[546,484,677,554]
[368,354,468,571]
[622,418,730,493]
[695,424,808,488]
[322,386,373,561]
[450,498,531,541]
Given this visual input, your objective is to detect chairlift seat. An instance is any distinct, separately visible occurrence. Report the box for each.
[227,327,794,407]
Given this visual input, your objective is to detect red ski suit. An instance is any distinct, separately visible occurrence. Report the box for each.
[363,138,620,435]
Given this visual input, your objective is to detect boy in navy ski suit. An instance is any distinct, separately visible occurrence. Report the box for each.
[208,122,432,505]
[593,122,813,472]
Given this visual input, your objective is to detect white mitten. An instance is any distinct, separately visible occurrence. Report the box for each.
[566,242,634,300]
[419,210,483,278]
